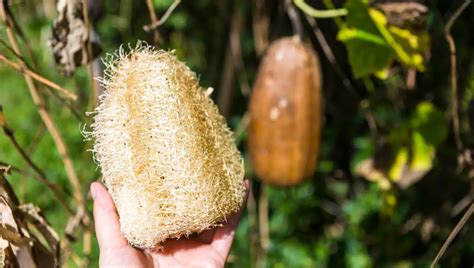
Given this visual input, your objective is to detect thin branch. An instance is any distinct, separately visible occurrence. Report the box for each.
[64,205,93,235]
[0,107,74,215]
[47,87,85,121]
[294,0,347,18]
[75,0,96,261]
[61,239,84,267]
[0,0,41,69]
[305,15,354,93]
[65,205,86,241]
[27,123,46,154]
[451,195,472,217]
[143,0,181,32]
[444,0,471,152]
[0,53,77,101]
[319,0,344,27]
[286,0,304,39]
[234,112,249,145]
[82,216,92,267]
[1,39,83,118]
[406,68,417,90]
[0,162,22,175]
[252,0,269,56]
[304,14,379,136]
[445,35,461,150]
[247,182,259,266]
[1,0,85,214]
[228,9,251,98]
[445,0,471,33]
[145,0,161,44]
[217,4,243,118]
[431,203,473,267]
[0,38,28,62]
[257,184,270,268]
[82,0,99,110]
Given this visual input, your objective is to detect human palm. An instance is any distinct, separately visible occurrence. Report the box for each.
[91,182,248,268]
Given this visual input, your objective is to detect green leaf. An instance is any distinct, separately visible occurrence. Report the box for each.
[410,102,447,145]
[340,37,394,78]
[388,147,408,181]
[293,0,348,18]
[338,0,394,78]
[354,102,446,188]
[410,131,434,171]
[369,8,429,71]
[337,28,387,45]
[408,102,446,172]
[344,0,372,28]
[339,0,430,78]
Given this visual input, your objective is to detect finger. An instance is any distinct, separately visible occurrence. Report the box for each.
[91,182,129,251]
[211,179,250,257]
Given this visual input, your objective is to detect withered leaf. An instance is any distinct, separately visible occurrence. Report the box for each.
[373,2,428,31]
[0,238,20,268]
[0,174,59,267]
[19,204,59,250]
[49,0,101,76]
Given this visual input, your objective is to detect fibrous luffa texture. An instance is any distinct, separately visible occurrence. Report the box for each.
[89,44,245,249]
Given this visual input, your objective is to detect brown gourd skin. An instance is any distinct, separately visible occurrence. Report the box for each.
[248,36,322,186]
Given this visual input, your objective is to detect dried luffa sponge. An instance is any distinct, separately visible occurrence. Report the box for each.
[89,44,245,249]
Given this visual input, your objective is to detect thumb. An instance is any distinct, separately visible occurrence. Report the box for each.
[91,182,129,251]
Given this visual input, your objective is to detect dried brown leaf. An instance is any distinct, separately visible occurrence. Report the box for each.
[19,204,59,250]
[0,238,20,268]
[0,174,59,267]
[49,0,101,76]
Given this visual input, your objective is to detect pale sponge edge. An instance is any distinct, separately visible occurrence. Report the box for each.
[89,43,246,249]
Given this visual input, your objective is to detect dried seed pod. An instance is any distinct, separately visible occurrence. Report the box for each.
[248,36,322,186]
[89,44,245,248]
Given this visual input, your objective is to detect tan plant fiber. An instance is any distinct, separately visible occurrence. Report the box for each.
[89,43,245,249]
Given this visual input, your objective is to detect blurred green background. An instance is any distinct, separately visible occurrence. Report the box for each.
[0,0,473,267]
